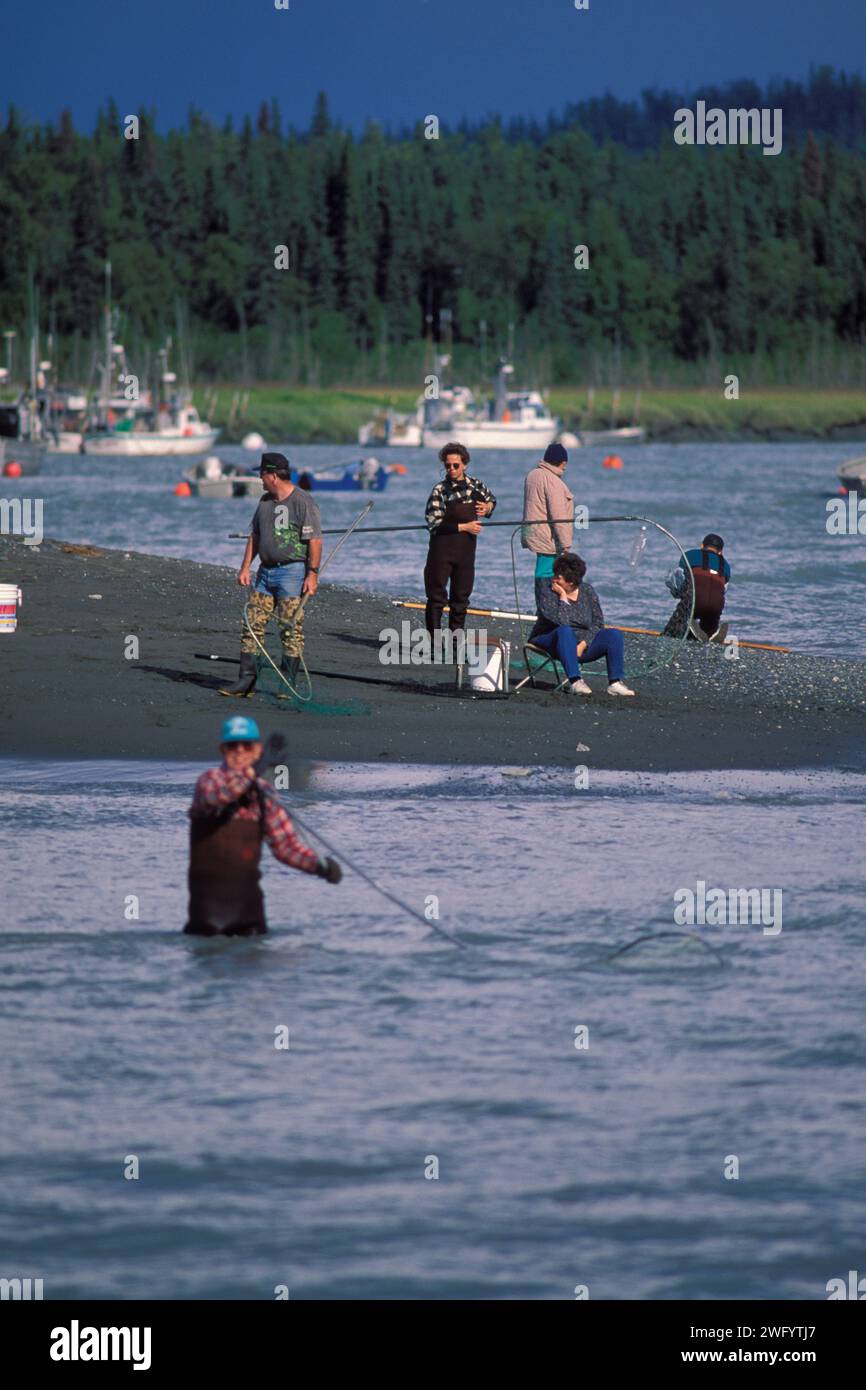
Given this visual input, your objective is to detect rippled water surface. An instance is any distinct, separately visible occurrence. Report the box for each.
[20,439,866,656]
[2,759,864,1299]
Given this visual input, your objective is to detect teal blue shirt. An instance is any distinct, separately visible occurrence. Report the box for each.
[681,547,731,582]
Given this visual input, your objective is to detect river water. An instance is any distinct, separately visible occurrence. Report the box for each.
[3,437,864,1299]
[18,438,866,656]
[2,758,865,1300]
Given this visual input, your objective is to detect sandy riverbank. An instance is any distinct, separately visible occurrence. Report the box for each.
[1,535,864,771]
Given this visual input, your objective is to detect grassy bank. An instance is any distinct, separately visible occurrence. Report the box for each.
[199,384,866,446]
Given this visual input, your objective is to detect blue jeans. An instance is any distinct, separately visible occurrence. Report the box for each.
[532,626,625,682]
[254,564,305,601]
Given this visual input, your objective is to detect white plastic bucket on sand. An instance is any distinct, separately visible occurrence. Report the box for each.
[467,638,510,693]
[0,583,22,634]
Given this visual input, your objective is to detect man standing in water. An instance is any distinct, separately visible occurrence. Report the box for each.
[220,452,323,697]
[423,442,496,645]
[184,716,341,937]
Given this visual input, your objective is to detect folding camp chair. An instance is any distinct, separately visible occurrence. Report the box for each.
[513,641,572,695]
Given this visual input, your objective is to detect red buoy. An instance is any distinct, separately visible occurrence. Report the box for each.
[3,461,23,478]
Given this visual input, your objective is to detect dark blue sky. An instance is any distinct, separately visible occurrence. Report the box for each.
[7,0,863,132]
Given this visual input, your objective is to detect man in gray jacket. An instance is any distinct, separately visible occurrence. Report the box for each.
[522,443,575,605]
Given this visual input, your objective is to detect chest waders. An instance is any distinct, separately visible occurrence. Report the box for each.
[424,498,479,636]
[184,789,268,936]
[691,548,726,636]
[220,582,305,698]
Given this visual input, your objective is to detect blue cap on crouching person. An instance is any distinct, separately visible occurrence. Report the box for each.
[543,443,568,465]
[221,715,261,744]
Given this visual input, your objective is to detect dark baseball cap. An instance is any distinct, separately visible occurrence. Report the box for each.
[260,452,291,475]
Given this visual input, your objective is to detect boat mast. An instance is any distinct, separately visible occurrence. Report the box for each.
[27,266,38,440]
[102,260,113,421]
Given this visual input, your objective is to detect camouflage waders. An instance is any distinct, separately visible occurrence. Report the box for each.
[241,590,305,657]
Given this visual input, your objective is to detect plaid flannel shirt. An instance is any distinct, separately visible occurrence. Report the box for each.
[190,766,320,873]
[425,474,497,535]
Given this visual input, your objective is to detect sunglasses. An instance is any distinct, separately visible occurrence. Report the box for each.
[444,461,464,470]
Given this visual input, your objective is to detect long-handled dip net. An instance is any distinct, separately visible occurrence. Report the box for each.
[222,507,697,700]
[508,513,695,681]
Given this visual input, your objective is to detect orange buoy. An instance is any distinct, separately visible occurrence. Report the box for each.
[174,481,192,497]
[603,454,623,470]
[3,461,23,478]
[390,463,407,475]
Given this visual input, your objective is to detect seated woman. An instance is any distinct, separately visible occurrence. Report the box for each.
[529,551,635,696]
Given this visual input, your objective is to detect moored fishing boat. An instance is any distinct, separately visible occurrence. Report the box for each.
[579,425,646,446]
[180,457,263,499]
[40,388,90,453]
[86,402,220,456]
[82,261,219,457]
[358,406,423,447]
[422,361,560,451]
[837,455,866,494]
[178,456,399,497]
[294,457,392,491]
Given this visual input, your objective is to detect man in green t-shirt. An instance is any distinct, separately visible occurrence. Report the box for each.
[220,453,323,697]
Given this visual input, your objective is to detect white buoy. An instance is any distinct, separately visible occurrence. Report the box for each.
[559,431,579,449]
[241,432,265,451]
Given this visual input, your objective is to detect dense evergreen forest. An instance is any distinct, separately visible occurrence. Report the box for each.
[1,69,865,388]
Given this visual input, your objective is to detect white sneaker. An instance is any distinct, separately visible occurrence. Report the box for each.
[607,680,635,697]
[569,679,592,695]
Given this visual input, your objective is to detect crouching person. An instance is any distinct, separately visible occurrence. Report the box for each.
[663,532,731,642]
[529,551,635,697]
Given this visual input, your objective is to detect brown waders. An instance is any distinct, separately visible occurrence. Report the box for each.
[184,792,267,936]
[663,550,727,640]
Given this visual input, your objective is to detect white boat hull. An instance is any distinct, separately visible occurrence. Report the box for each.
[358,424,423,447]
[579,426,646,447]
[184,471,263,499]
[84,428,221,457]
[423,421,558,451]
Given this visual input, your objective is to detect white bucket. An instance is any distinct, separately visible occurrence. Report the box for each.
[0,583,22,634]
[468,638,510,693]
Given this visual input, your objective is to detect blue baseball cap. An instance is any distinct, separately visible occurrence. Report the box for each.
[221,715,261,743]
